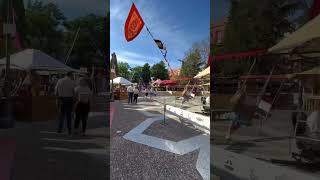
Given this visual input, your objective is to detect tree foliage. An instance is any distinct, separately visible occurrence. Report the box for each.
[130,66,143,83]
[117,62,130,80]
[64,14,107,68]
[24,0,66,58]
[141,63,151,83]
[6,0,108,69]
[221,0,305,76]
[180,46,201,78]
[151,61,169,80]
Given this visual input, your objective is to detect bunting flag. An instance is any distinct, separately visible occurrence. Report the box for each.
[124,3,145,42]
[154,39,164,49]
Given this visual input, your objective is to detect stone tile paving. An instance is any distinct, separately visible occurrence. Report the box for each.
[0,96,108,180]
[111,100,205,180]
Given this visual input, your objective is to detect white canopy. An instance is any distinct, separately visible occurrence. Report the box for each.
[0,49,79,72]
[112,77,132,85]
[194,66,210,79]
[268,14,320,56]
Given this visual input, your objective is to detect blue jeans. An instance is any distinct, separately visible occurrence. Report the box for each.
[58,97,73,133]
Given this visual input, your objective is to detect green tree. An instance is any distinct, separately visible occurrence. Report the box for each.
[141,63,151,83]
[64,14,107,68]
[193,38,210,69]
[180,47,201,78]
[222,0,304,76]
[130,66,143,83]
[24,0,66,58]
[151,61,169,80]
[117,62,130,79]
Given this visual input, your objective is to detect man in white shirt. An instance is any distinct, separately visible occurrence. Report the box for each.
[127,84,134,104]
[55,72,76,135]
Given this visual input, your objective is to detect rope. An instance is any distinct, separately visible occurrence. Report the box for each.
[129,1,175,76]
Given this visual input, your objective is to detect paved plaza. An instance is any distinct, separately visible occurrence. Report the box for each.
[0,96,109,180]
[212,110,320,178]
[110,97,210,180]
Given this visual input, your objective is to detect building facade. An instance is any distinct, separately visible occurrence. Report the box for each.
[211,18,227,48]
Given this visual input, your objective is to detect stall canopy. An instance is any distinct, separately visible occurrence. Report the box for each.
[268,14,320,55]
[194,66,210,78]
[0,49,78,72]
[112,77,132,85]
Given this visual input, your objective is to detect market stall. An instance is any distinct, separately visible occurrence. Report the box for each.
[111,77,132,100]
[0,49,83,121]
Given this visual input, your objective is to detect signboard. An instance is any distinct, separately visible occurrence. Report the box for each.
[166,105,210,134]
[3,24,15,36]
[212,146,319,180]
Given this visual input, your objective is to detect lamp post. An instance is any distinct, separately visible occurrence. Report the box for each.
[1,0,14,128]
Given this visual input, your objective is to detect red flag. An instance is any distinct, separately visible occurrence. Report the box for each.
[124,3,145,42]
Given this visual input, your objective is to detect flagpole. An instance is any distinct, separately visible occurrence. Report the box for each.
[129,0,175,76]
[65,26,81,64]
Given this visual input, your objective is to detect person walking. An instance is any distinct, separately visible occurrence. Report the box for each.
[133,86,139,104]
[55,72,76,135]
[144,87,149,100]
[127,84,134,104]
[74,77,92,136]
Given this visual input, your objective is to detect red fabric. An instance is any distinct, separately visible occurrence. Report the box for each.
[310,0,320,19]
[207,55,212,67]
[160,80,177,85]
[125,3,145,42]
[240,75,288,81]
[174,78,193,81]
[213,49,267,61]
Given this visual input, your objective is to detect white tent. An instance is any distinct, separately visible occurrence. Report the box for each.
[0,49,79,72]
[194,66,210,79]
[268,14,320,56]
[112,77,132,85]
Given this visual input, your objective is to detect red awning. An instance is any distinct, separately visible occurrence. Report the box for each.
[207,55,211,67]
[239,75,288,81]
[160,80,177,86]
[310,0,320,19]
[213,49,267,61]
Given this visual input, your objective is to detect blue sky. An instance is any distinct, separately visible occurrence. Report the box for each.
[110,0,210,68]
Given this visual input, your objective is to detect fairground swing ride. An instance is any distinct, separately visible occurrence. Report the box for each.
[214,13,320,166]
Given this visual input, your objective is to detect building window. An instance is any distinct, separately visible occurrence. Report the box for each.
[214,31,221,45]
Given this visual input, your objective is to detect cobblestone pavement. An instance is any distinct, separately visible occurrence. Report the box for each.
[0,96,109,180]
[110,99,207,180]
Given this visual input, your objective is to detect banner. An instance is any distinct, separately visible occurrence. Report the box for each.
[124,3,145,42]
